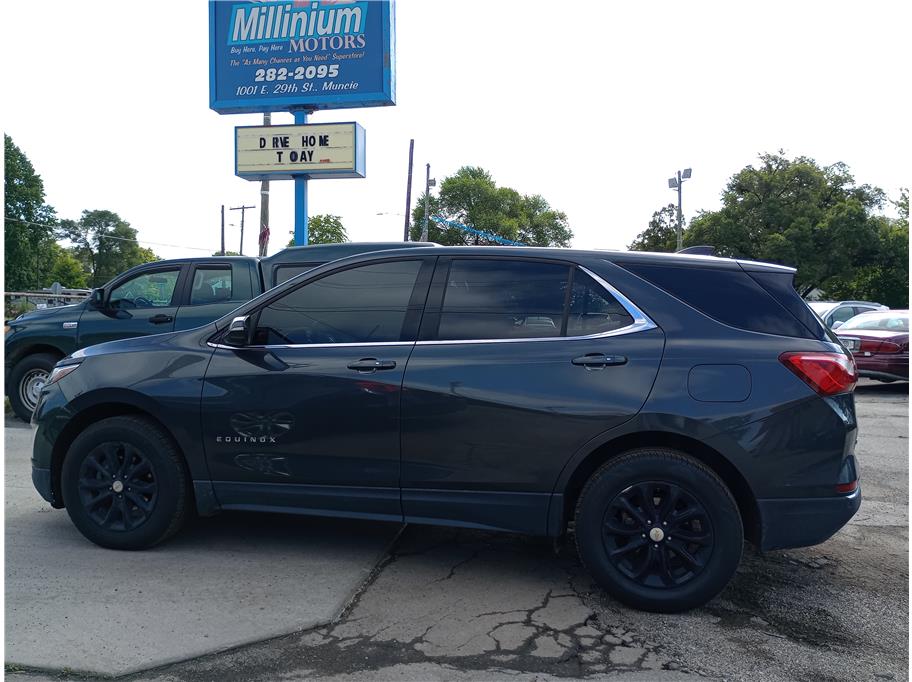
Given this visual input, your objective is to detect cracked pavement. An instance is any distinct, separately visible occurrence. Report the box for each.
[7,381,907,681]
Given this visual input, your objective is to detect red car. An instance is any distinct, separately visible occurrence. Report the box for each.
[837,310,909,382]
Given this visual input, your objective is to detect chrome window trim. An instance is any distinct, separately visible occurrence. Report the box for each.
[207,265,657,350]
[417,265,657,346]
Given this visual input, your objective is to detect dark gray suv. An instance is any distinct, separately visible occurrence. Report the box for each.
[31,247,860,612]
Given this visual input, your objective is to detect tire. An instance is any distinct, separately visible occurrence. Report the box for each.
[574,448,742,613]
[61,415,190,550]
[9,353,59,422]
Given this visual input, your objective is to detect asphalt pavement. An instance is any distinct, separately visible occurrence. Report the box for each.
[5,379,908,681]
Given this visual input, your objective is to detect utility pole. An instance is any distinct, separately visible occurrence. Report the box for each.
[230,204,256,255]
[667,168,692,251]
[220,205,225,256]
[420,163,436,242]
[258,113,271,256]
[403,139,414,241]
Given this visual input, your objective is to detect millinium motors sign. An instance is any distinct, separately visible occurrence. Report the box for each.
[209,0,395,114]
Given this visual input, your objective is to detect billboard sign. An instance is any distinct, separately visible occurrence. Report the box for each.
[235,122,366,180]
[209,0,395,114]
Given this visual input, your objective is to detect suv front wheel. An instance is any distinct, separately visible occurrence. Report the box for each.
[575,448,742,613]
[61,416,190,550]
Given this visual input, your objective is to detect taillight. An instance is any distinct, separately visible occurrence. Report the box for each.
[877,341,901,354]
[859,340,902,354]
[779,351,857,396]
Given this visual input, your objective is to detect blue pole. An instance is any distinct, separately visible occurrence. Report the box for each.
[293,109,309,245]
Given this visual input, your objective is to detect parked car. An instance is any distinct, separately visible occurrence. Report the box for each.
[807,300,888,329]
[4,242,434,421]
[836,310,909,382]
[31,247,860,613]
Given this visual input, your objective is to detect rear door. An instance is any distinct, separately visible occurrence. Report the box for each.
[174,262,256,331]
[399,257,665,534]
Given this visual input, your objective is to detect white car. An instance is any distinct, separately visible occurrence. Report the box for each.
[807,300,888,329]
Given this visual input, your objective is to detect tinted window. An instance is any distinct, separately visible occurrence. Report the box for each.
[255,260,422,345]
[437,260,570,340]
[275,263,323,286]
[747,271,828,341]
[110,270,179,309]
[190,267,233,305]
[568,270,633,336]
[621,263,812,338]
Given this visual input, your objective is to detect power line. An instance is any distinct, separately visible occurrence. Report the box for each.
[4,216,213,252]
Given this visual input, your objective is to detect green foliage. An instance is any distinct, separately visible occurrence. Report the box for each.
[628,205,679,252]
[287,214,349,246]
[409,166,572,246]
[4,134,58,291]
[58,210,161,287]
[213,250,241,256]
[47,245,88,289]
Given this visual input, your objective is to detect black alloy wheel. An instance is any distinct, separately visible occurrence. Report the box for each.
[575,448,742,613]
[601,481,713,588]
[62,415,189,550]
[76,442,158,532]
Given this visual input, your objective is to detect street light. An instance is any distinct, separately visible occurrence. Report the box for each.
[667,168,692,251]
[420,164,436,242]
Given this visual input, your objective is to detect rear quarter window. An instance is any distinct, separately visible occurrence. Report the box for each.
[620,263,813,338]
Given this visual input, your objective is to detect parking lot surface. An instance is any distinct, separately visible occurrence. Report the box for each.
[5,380,908,681]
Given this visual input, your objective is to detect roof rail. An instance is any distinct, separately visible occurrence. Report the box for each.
[676,245,716,256]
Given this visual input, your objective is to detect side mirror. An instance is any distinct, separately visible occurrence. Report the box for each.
[89,288,105,308]
[223,315,250,347]
[831,321,844,330]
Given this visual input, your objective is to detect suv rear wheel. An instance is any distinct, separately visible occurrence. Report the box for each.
[61,416,190,550]
[9,352,59,422]
[575,448,742,613]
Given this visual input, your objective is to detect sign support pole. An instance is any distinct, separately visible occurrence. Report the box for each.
[293,109,310,246]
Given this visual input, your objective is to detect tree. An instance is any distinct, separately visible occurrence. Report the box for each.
[286,214,349,247]
[47,245,88,289]
[409,166,572,246]
[4,134,58,291]
[628,205,679,252]
[673,152,893,298]
[59,210,160,287]
[212,250,241,256]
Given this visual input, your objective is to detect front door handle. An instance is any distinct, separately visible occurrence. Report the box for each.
[149,314,173,325]
[347,358,397,373]
[571,353,627,369]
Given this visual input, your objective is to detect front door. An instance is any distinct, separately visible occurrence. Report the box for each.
[77,265,183,347]
[201,257,433,522]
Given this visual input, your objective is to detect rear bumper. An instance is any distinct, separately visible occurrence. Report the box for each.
[757,487,861,551]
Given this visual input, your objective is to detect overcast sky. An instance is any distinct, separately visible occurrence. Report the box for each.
[3,0,910,259]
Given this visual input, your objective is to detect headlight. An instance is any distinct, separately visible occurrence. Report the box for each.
[48,363,81,385]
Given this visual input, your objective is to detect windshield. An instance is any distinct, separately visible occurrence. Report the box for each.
[840,312,909,332]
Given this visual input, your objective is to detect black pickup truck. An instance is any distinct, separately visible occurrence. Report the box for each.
[5,242,433,420]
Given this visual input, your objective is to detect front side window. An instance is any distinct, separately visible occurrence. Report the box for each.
[190,267,233,305]
[254,260,422,345]
[109,270,180,309]
[437,260,570,341]
[831,306,856,325]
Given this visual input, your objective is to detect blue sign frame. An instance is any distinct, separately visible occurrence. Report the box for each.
[209,0,395,114]
[235,122,366,181]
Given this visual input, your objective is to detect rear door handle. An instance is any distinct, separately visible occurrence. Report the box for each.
[149,314,173,324]
[571,353,627,369]
[347,358,397,373]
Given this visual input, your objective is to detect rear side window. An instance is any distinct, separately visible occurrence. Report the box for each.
[274,263,323,286]
[190,267,233,305]
[568,270,633,336]
[438,260,570,340]
[621,263,813,338]
[254,260,422,345]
